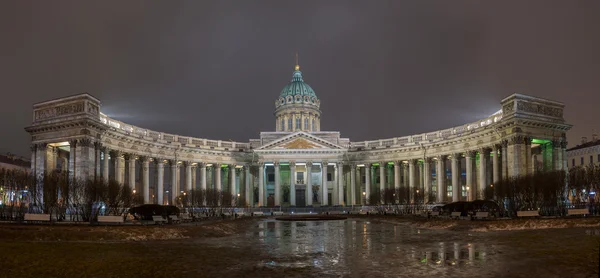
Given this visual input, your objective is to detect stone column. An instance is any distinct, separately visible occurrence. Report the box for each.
[258,162,265,207]
[350,164,356,205]
[306,161,313,206]
[402,162,409,188]
[492,144,500,185]
[333,164,339,205]
[215,163,222,191]
[94,142,102,178]
[451,154,460,202]
[183,162,191,192]
[409,159,416,203]
[157,160,164,205]
[508,136,524,177]
[479,148,489,200]
[141,157,150,204]
[561,140,568,171]
[553,139,562,171]
[465,151,474,201]
[525,137,532,175]
[230,165,237,205]
[128,155,136,191]
[192,165,197,190]
[75,138,95,180]
[379,162,386,198]
[245,166,251,206]
[200,163,207,190]
[111,151,121,184]
[394,161,401,190]
[102,147,109,181]
[68,140,76,181]
[30,144,37,178]
[364,163,370,205]
[290,161,296,206]
[501,140,508,179]
[170,160,178,205]
[321,161,328,206]
[273,162,280,206]
[437,156,446,203]
[338,162,344,206]
[423,158,431,204]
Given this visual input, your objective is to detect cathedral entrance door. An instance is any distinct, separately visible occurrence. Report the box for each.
[296,189,306,207]
[267,194,274,207]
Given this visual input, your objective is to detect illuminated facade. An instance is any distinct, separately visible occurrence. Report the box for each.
[25,63,572,207]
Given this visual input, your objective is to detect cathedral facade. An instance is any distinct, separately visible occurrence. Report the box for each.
[25,64,572,207]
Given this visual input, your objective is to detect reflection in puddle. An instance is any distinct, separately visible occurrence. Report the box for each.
[249,219,494,276]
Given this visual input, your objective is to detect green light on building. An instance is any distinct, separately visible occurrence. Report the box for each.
[531,138,551,145]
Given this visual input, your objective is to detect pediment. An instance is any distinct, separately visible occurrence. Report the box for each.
[258,132,345,150]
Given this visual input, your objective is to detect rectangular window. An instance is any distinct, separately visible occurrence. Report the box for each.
[327,173,332,181]
[312,119,316,131]
[296,118,301,129]
[581,157,584,165]
[280,119,284,131]
[304,118,309,130]
[572,159,575,167]
[267,173,275,182]
[296,172,303,183]
[591,155,594,165]
[288,119,292,131]
[362,175,366,183]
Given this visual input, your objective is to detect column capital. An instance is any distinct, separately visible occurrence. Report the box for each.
[560,140,568,149]
[423,157,433,163]
[408,159,418,165]
[68,139,77,148]
[492,144,502,152]
[501,139,509,148]
[78,138,92,147]
[184,161,193,167]
[139,156,151,163]
[552,139,562,148]
[337,161,344,167]
[124,153,137,161]
[306,161,313,167]
[94,141,102,150]
[110,150,122,158]
[524,136,532,146]
[273,161,280,167]
[478,147,491,155]
[168,159,178,166]
[289,160,296,167]
[320,160,326,166]
[393,161,401,166]
[465,150,476,158]
[30,144,38,152]
[450,153,461,160]
[434,155,446,161]
[198,162,206,168]
[508,135,525,145]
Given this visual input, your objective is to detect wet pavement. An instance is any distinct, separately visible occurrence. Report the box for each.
[198,218,600,277]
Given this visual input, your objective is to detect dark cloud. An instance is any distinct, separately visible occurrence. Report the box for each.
[1,0,599,156]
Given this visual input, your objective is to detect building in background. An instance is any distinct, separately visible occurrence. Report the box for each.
[566,134,600,168]
[0,153,30,172]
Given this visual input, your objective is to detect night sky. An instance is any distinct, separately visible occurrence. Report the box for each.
[1,1,599,157]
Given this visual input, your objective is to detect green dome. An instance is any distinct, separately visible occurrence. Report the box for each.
[279,70,317,98]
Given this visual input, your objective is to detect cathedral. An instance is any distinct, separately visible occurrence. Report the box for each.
[26,62,571,207]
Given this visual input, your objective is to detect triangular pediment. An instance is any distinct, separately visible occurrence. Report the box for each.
[258,132,345,150]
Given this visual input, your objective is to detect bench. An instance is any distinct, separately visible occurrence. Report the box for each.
[474,211,489,220]
[429,211,440,218]
[517,211,540,217]
[567,208,589,216]
[98,215,124,224]
[328,211,344,215]
[152,215,166,225]
[169,215,180,223]
[450,212,462,219]
[252,212,264,216]
[348,211,361,215]
[180,214,192,222]
[24,213,51,222]
[272,211,284,216]
[235,212,246,217]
